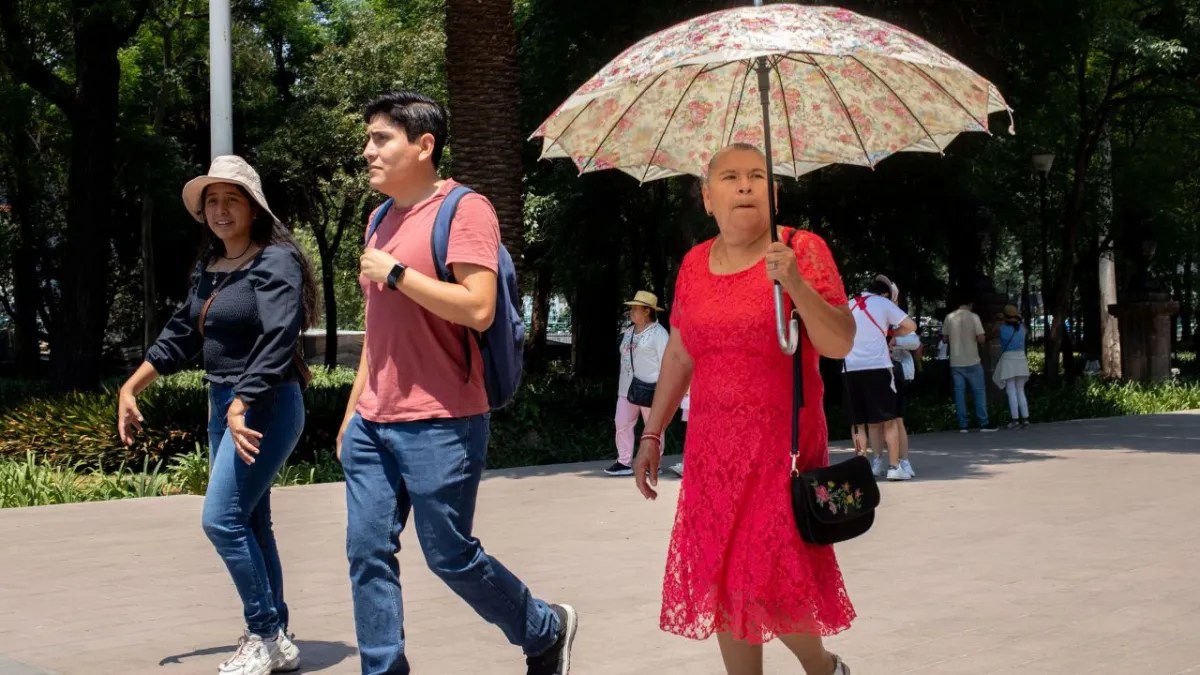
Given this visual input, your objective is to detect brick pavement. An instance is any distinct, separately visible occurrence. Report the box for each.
[1,411,1198,675]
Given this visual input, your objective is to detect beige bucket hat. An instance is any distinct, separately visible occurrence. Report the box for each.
[181,155,280,225]
[624,290,664,312]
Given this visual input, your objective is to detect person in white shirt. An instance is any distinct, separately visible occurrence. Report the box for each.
[886,282,921,479]
[844,276,917,481]
[606,290,670,476]
[667,389,689,477]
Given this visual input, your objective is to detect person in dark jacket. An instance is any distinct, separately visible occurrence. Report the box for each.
[116,155,318,675]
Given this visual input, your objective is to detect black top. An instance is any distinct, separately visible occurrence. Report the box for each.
[145,244,305,408]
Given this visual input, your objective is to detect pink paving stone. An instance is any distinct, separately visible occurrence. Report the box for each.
[0,411,1197,674]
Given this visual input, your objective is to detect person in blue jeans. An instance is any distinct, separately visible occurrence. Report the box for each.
[942,295,998,433]
[337,91,577,675]
[117,156,318,675]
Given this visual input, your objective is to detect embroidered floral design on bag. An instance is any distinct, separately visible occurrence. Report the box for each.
[811,480,864,515]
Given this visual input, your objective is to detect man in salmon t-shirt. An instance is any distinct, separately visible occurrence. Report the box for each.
[338,91,577,675]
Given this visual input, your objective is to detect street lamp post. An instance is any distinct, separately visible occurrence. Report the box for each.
[1032,152,1054,346]
[210,0,233,158]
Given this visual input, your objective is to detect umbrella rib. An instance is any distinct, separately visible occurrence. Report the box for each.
[539,99,598,156]
[768,56,799,177]
[578,69,672,174]
[639,63,729,184]
[903,61,990,134]
[848,55,943,154]
[805,54,874,168]
[723,62,755,147]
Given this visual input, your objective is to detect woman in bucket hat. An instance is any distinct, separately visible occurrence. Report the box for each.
[116,155,318,675]
[992,304,1032,428]
[606,290,670,476]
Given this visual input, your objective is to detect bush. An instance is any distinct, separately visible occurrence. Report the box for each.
[0,368,356,470]
[2,359,1196,484]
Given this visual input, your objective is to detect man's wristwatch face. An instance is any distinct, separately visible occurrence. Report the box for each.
[386,262,407,290]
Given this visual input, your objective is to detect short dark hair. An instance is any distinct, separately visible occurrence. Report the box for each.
[867,279,893,297]
[363,92,448,168]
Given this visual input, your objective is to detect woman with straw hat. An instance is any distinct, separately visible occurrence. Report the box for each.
[606,290,670,476]
[993,303,1032,425]
[993,304,1032,428]
[116,155,318,675]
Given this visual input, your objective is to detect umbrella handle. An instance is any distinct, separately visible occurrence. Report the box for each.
[773,283,799,355]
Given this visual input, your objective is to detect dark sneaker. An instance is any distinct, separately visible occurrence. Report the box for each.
[526,604,578,675]
[980,424,999,432]
[603,462,632,476]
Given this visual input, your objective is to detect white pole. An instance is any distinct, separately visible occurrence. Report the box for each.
[209,0,233,158]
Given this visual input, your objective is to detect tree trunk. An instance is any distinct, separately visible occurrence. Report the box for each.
[2,118,45,375]
[527,255,553,372]
[50,28,124,389]
[321,259,338,368]
[1,1,150,389]
[140,195,157,352]
[445,0,525,272]
[1183,252,1194,345]
[1096,133,1121,378]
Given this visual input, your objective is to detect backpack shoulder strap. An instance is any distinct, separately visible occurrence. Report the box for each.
[364,198,395,247]
[428,184,479,384]
[430,185,477,283]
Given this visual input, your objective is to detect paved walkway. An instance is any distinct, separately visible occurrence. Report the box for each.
[2,411,1199,675]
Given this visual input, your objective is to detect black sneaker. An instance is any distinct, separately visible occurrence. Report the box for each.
[603,462,632,476]
[526,604,578,675]
[980,423,999,432]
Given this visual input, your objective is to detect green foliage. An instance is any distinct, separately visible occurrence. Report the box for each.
[0,452,86,508]
[168,443,210,495]
[0,369,356,469]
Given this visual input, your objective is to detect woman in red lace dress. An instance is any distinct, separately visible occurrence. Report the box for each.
[633,144,857,675]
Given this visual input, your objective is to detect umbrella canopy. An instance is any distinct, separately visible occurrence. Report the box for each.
[531,3,1013,183]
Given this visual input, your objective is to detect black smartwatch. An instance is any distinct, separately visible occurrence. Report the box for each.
[385,262,407,290]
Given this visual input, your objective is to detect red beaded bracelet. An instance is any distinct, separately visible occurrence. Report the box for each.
[640,433,663,446]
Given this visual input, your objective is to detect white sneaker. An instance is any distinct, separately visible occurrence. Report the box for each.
[886,465,912,481]
[219,632,277,675]
[869,455,885,477]
[272,632,300,672]
[899,459,915,478]
[668,462,684,477]
[832,654,851,674]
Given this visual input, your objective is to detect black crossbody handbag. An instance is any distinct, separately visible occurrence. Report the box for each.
[789,315,881,545]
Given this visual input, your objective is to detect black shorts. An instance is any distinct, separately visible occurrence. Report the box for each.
[842,367,898,425]
[892,361,908,417]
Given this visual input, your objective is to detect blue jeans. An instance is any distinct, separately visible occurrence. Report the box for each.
[341,413,560,675]
[951,364,990,429]
[203,383,304,637]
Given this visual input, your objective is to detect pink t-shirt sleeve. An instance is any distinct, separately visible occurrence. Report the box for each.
[445,193,500,273]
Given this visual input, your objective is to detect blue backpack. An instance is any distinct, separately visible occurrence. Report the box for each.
[366,185,524,409]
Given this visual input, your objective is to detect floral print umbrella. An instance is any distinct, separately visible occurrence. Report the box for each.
[530,3,1014,183]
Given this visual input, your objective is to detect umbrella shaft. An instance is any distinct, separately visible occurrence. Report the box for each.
[754,57,779,243]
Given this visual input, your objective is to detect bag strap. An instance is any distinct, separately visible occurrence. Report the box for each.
[1000,324,1021,353]
[784,228,805,476]
[627,327,636,379]
[197,256,255,338]
[364,198,394,247]
[851,294,888,338]
[427,185,476,383]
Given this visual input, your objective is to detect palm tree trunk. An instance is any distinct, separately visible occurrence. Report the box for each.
[445,0,525,272]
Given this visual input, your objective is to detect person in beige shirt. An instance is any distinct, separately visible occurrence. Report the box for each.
[942,297,997,432]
